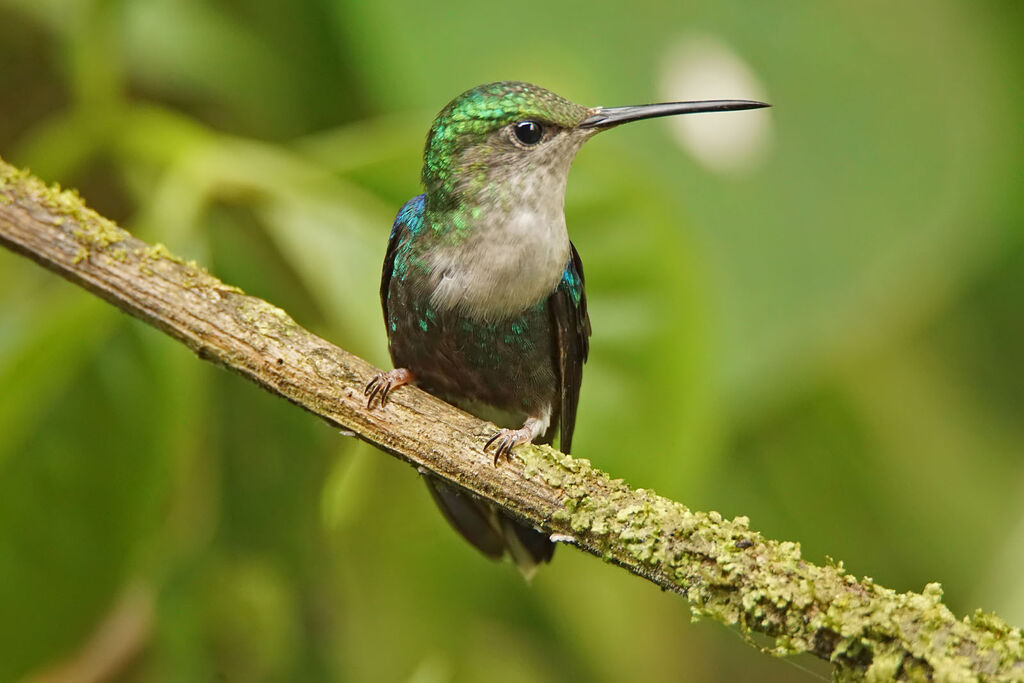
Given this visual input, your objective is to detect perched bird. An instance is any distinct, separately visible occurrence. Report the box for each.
[367,81,767,576]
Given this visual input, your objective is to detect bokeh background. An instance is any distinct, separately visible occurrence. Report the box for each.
[1,1,1022,681]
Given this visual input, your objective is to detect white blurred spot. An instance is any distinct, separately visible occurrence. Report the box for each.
[658,35,772,174]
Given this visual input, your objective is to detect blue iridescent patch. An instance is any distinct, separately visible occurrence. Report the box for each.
[561,264,583,305]
[393,194,425,236]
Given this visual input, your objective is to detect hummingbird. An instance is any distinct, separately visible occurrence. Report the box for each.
[367,81,767,576]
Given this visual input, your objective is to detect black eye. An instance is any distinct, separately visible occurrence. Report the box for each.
[513,120,543,145]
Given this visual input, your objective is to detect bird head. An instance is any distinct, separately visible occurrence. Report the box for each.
[421,81,767,212]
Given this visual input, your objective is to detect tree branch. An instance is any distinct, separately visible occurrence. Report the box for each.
[1,158,1021,681]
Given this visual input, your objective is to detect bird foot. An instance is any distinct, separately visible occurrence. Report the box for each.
[364,368,414,408]
[484,426,533,465]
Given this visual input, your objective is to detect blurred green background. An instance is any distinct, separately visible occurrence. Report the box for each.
[1,1,1022,680]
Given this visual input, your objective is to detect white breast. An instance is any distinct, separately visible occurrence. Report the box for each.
[426,174,571,320]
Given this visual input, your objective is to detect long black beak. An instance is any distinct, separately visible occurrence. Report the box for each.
[579,99,769,129]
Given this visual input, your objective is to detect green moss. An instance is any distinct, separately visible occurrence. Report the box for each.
[0,157,247,303]
[236,300,298,339]
[140,243,184,265]
[1,157,128,259]
[0,162,30,187]
[133,242,243,294]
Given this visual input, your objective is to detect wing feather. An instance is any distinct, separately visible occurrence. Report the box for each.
[380,195,425,345]
[549,242,591,453]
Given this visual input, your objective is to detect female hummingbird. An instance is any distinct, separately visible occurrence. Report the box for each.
[367,81,766,576]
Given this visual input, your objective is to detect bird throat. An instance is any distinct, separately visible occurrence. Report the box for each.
[423,175,571,321]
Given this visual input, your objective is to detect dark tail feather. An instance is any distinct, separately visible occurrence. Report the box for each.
[424,477,504,559]
[424,477,554,578]
[500,516,555,580]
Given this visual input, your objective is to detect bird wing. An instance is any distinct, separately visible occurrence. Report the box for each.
[549,242,591,453]
[380,195,425,334]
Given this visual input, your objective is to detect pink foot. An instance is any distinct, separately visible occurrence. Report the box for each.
[364,368,414,408]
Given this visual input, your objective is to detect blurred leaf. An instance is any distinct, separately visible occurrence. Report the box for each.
[0,320,175,680]
[200,557,300,680]
[565,168,720,496]
[0,279,116,471]
[320,442,376,532]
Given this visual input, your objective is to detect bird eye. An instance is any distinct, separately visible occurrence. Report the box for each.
[513,120,543,146]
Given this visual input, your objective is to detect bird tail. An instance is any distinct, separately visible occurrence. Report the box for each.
[424,477,554,579]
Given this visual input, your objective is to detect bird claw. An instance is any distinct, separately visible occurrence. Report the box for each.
[484,427,532,465]
[364,368,413,409]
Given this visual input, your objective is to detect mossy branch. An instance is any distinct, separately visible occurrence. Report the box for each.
[1,158,1021,681]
